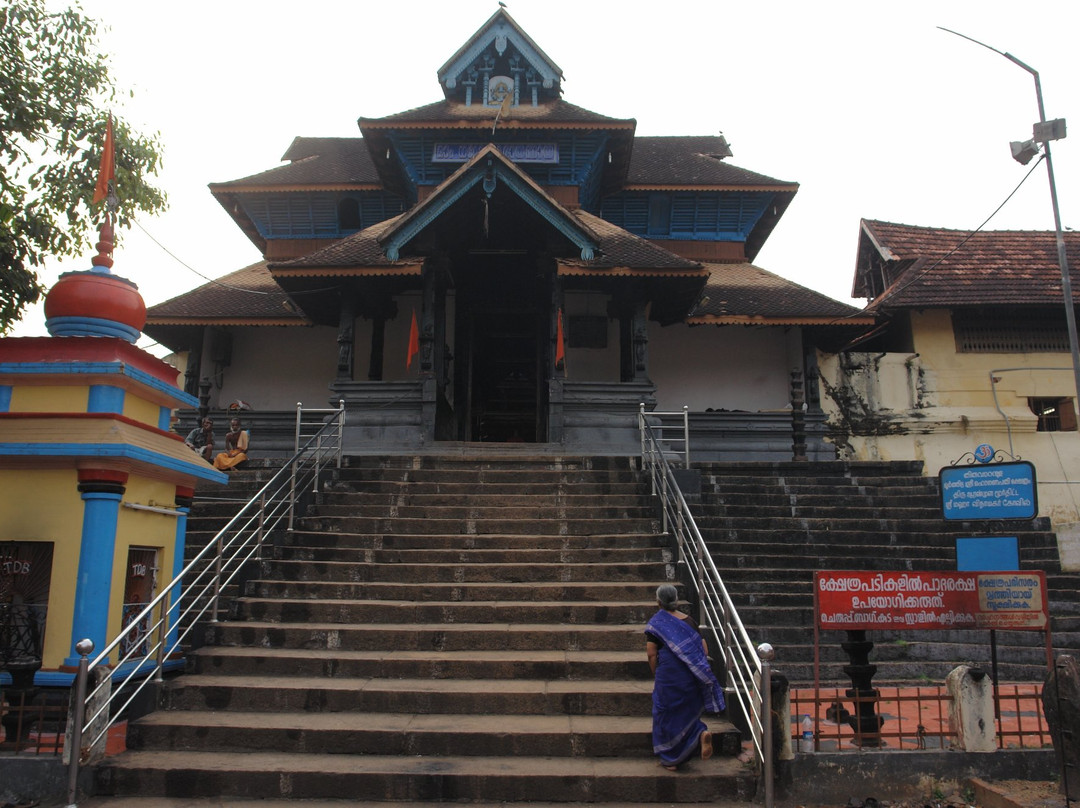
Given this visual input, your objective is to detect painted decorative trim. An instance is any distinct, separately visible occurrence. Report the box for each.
[0,442,228,483]
[0,361,196,408]
[0,385,10,413]
[45,316,141,342]
[88,384,126,414]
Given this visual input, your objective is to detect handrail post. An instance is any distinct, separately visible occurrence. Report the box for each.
[682,404,690,467]
[210,530,224,623]
[758,643,776,808]
[290,401,302,531]
[336,399,345,468]
[153,594,169,683]
[65,639,94,807]
[256,490,266,561]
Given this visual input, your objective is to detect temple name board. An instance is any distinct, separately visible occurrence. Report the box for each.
[815,570,1048,632]
[939,461,1037,521]
[433,143,559,164]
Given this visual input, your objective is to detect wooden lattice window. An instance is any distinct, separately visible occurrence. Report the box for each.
[954,310,1073,353]
[1029,397,1077,432]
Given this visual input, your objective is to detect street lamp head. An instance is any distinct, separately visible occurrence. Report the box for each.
[1010,139,1040,165]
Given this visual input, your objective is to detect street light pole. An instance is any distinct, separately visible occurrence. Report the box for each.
[940,28,1080,404]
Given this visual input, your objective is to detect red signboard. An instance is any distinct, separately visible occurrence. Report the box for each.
[815,570,1048,631]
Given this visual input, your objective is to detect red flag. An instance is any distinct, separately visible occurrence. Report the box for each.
[407,308,420,370]
[93,115,116,205]
[555,308,566,370]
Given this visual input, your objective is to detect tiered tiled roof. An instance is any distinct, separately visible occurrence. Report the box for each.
[687,263,870,325]
[359,99,634,129]
[210,138,380,190]
[859,219,1080,309]
[626,137,796,189]
[146,262,308,324]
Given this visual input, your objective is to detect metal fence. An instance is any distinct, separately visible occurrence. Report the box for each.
[789,683,1051,752]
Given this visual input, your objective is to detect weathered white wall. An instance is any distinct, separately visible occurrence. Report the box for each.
[215,325,338,410]
[818,309,1080,540]
[649,323,799,412]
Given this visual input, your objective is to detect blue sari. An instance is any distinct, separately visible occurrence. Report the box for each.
[646,609,725,767]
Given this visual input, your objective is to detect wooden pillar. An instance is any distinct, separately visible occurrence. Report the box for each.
[336,294,356,381]
[631,303,650,383]
[368,316,385,381]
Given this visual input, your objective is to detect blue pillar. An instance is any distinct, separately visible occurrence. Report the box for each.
[66,471,127,667]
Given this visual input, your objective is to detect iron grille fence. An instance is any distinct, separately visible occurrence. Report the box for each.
[789,683,1050,752]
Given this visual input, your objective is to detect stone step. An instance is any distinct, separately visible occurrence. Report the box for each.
[276,531,668,551]
[709,542,1061,563]
[127,711,661,757]
[164,675,654,715]
[270,546,670,565]
[81,799,751,808]
[257,559,672,583]
[699,492,941,506]
[330,468,648,485]
[203,621,644,652]
[245,579,659,603]
[316,491,653,508]
[694,516,1053,533]
[308,503,658,520]
[714,552,1062,571]
[187,647,652,680]
[233,597,657,625]
[93,750,755,803]
[294,515,661,535]
[326,479,650,496]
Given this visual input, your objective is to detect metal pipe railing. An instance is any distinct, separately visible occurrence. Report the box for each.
[639,407,769,789]
[63,402,345,806]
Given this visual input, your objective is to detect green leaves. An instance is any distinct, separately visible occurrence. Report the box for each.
[0,0,167,332]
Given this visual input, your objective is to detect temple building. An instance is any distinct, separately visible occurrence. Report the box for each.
[145,8,869,457]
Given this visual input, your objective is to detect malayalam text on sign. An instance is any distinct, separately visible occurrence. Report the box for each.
[815,570,1047,631]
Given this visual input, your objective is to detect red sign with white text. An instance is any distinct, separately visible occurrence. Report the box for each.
[815,570,1047,631]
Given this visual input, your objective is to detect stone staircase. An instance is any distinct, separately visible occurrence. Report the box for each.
[692,461,1080,684]
[91,455,752,804]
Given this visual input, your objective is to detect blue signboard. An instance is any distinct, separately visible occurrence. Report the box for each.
[432,143,560,164]
[939,461,1037,521]
[955,536,1020,571]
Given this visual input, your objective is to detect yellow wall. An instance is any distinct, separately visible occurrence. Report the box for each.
[11,386,87,412]
[0,470,183,670]
[0,468,83,670]
[108,476,180,645]
[124,394,163,428]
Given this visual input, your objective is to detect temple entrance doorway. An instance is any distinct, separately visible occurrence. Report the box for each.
[453,257,548,443]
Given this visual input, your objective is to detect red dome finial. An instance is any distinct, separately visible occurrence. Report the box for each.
[91,216,115,272]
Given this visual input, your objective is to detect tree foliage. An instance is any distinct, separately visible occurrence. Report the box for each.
[0,0,167,331]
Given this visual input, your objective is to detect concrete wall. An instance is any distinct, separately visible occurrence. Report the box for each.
[649,322,799,413]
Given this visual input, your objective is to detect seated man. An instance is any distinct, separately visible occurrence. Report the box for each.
[213,417,250,471]
[184,417,215,461]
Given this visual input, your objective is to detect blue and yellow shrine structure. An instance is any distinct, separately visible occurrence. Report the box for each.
[0,224,226,687]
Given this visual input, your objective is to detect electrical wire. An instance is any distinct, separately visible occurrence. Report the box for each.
[132,218,341,297]
[836,153,1048,324]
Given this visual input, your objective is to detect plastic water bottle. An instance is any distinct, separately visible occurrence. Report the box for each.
[800,714,814,753]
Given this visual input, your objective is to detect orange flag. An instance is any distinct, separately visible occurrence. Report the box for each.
[555,308,566,370]
[92,115,116,205]
[407,308,420,370]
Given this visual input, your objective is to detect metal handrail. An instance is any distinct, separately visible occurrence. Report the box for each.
[64,401,345,806]
[639,403,690,467]
[638,408,767,770]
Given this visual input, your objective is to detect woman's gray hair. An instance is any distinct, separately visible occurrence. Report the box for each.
[656,584,679,610]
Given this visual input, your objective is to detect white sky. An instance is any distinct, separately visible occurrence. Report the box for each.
[12,0,1080,349]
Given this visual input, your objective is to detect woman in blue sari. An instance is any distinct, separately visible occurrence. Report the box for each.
[645,584,725,770]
